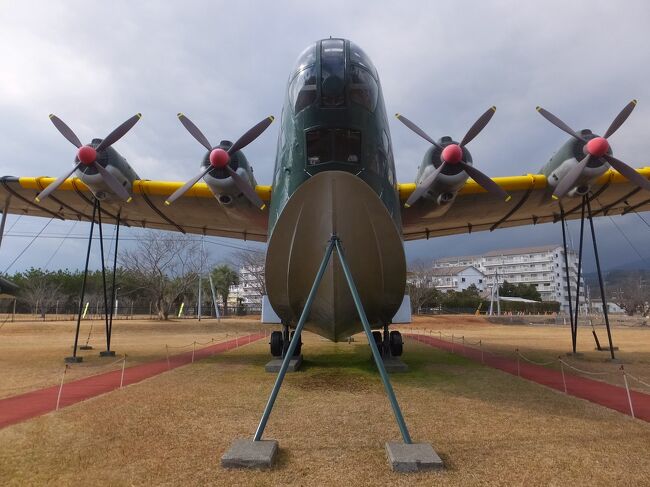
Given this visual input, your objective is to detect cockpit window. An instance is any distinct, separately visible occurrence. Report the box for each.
[292,44,317,74]
[289,66,317,113]
[349,41,377,79]
[349,65,378,112]
[306,128,362,165]
[320,39,345,107]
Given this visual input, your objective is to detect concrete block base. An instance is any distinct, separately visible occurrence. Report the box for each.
[221,439,278,469]
[372,356,408,372]
[79,345,93,350]
[99,350,116,357]
[64,356,83,363]
[565,352,584,358]
[265,354,303,373]
[385,442,443,472]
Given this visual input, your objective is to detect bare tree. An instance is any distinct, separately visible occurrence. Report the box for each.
[119,232,204,319]
[16,268,62,318]
[406,259,436,313]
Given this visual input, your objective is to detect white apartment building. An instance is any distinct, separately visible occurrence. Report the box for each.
[432,244,584,314]
[229,265,265,308]
[428,266,486,292]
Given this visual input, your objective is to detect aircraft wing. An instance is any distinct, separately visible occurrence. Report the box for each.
[399,167,650,241]
[0,176,270,242]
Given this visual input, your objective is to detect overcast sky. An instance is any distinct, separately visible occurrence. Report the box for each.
[2,0,650,274]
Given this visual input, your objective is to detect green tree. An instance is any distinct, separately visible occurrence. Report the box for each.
[211,264,239,314]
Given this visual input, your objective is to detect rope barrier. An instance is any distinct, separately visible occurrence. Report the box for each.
[516,350,558,367]
[557,359,614,376]
[409,330,650,392]
[626,372,650,389]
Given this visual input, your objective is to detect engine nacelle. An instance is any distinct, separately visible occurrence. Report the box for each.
[73,139,139,202]
[201,140,258,207]
[412,136,474,216]
[542,129,611,195]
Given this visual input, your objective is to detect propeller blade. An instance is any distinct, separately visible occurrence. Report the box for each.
[460,106,496,147]
[228,116,275,155]
[404,162,446,208]
[604,100,637,139]
[49,114,82,148]
[459,161,511,201]
[553,154,591,199]
[96,114,142,152]
[35,163,81,203]
[226,166,266,210]
[165,166,212,205]
[93,162,131,201]
[177,113,213,151]
[395,114,442,149]
[536,107,586,142]
[602,154,650,192]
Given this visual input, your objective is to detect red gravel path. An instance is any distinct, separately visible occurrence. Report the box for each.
[409,334,650,422]
[0,333,265,429]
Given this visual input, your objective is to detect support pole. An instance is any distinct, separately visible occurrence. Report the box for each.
[254,238,336,441]
[96,202,111,354]
[67,199,97,363]
[209,274,220,322]
[559,206,575,341]
[0,196,10,252]
[586,197,616,359]
[198,235,204,321]
[572,195,586,354]
[107,211,121,351]
[335,237,412,444]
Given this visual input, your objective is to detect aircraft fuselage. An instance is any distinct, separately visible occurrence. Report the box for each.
[265,39,406,340]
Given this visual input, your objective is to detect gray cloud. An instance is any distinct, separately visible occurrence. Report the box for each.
[2,0,650,272]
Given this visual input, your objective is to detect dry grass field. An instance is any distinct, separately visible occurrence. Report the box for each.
[397,315,650,392]
[0,317,269,399]
[1,316,650,485]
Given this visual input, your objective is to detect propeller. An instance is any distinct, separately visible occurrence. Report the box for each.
[165,114,274,209]
[396,107,510,207]
[36,114,141,203]
[536,100,650,199]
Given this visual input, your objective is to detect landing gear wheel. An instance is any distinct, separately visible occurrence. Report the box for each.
[389,330,403,357]
[372,331,382,352]
[270,331,283,357]
[290,331,302,356]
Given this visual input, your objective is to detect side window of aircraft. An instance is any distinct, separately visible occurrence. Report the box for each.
[289,66,317,113]
[306,128,361,165]
[292,44,317,74]
[349,66,378,112]
[349,41,378,79]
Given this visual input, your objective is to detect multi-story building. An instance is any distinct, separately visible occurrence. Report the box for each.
[428,266,486,293]
[228,265,265,308]
[432,244,584,314]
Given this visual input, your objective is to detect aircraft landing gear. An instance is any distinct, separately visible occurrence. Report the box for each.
[373,325,403,358]
[269,325,301,358]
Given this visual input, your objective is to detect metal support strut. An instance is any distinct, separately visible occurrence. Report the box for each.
[559,206,575,351]
[253,235,412,444]
[67,199,98,362]
[97,202,111,354]
[107,210,121,351]
[586,197,616,359]
[572,195,587,354]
